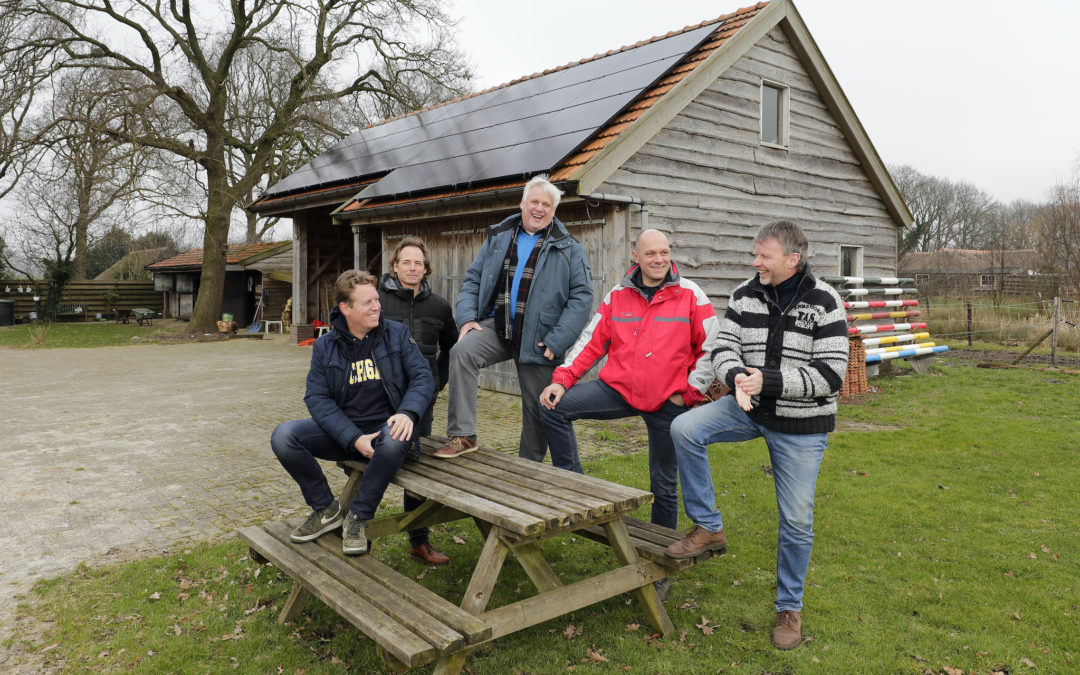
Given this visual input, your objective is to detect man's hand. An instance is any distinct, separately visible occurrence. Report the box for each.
[733,367,762,412]
[385,413,414,442]
[458,321,482,341]
[354,431,380,458]
[539,383,566,410]
[668,393,685,407]
[537,341,555,361]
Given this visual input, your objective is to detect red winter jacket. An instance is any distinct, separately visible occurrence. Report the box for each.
[552,263,718,412]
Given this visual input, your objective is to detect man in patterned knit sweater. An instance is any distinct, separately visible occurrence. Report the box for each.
[665,220,848,651]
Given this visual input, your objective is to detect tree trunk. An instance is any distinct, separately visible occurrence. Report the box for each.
[189,134,230,333]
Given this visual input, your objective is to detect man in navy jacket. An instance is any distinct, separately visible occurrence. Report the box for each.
[271,270,434,556]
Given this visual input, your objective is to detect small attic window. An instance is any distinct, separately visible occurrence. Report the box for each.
[761,80,789,147]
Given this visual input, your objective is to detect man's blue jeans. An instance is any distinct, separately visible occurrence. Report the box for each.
[271,418,426,543]
[670,396,827,612]
[539,379,684,529]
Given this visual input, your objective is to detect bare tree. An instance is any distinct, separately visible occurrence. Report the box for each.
[1036,177,1080,294]
[0,5,62,200]
[14,0,470,332]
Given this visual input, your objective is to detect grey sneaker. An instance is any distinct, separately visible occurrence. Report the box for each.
[289,499,343,542]
[342,512,368,555]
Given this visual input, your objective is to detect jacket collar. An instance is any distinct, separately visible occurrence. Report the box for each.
[747,263,818,301]
[490,213,569,242]
[379,273,430,301]
[619,261,682,293]
[329,306,383,343]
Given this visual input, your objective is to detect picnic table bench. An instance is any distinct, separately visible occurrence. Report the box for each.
[238,438,720,673]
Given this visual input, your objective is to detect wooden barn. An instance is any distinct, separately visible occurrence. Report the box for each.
[249,0,911,390]
[146,241,292,325]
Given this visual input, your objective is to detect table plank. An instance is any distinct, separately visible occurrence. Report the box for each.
[441,456,613,518]
[405,459,584,528]
[263,522,491,644]
[237,526,436,667]
[453,447,652,513]
[342,460,545,536]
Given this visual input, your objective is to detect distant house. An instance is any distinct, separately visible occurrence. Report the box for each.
[900,248,1056,298]
[249,0,910,389]
[146,241,292,324]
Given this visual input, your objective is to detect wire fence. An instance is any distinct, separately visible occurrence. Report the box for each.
[918,296,1079,352]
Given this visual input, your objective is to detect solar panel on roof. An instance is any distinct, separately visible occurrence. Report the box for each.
[261,21,720,201]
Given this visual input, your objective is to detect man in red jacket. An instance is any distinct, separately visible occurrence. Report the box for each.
[539,229,718,532]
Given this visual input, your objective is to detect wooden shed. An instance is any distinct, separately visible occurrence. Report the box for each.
[250,0,910,389]
[146,241,292,325]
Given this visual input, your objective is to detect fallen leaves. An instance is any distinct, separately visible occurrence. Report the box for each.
[563,623,583,640]
[695,616,715,635]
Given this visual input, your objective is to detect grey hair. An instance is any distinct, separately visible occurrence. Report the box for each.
[755,220,808,270]
[521,174,563,209]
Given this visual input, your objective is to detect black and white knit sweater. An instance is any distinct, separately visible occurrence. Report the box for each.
[710,265,848,434]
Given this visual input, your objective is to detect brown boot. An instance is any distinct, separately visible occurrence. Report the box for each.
[772,610,802,650]
[433,436,477,459]
[409,543,450,566]
[664,525,727,559]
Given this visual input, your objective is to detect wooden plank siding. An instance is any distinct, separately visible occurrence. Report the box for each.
[596,26,898,307]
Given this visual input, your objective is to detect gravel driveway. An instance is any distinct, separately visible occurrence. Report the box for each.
[0,332,605,671]
[1,337,312,607]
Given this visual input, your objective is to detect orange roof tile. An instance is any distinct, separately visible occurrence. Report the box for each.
[147,242,289,270]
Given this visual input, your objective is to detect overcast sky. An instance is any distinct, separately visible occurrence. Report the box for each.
[448,0,1080,205]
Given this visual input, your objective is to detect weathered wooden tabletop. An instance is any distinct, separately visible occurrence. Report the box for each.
[333,439,676,673]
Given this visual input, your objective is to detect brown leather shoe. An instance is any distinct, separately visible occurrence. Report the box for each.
[409,543,450,566]
[772,610,802,650]
[433,436,477,459]
[664,525,727,559]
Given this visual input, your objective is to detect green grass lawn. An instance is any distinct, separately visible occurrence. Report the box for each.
[0,320,199,348]
[10,363,1079,673]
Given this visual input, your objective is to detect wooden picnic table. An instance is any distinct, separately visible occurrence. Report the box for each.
[238,438,720,673]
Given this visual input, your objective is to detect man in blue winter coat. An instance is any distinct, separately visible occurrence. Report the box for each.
[271,270,434,556]
[433,174,593,465]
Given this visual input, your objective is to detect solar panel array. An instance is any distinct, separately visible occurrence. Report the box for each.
[262,22,720,202]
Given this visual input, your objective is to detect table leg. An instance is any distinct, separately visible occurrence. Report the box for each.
[602,518,674,635]
[278,585,311,625]
[511,542,562,593]
[431,526,508,675]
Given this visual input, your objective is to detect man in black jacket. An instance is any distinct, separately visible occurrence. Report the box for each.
[378,236,456,565]
[271,270,434,557]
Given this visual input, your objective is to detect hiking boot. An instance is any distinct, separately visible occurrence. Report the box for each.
[289,499,343,543]
[342,513,368,556]
[409,542,450,566]
[652,577,671,603]
[772,610,802,650]
[433,436,477,459]
[664,525,727,559]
